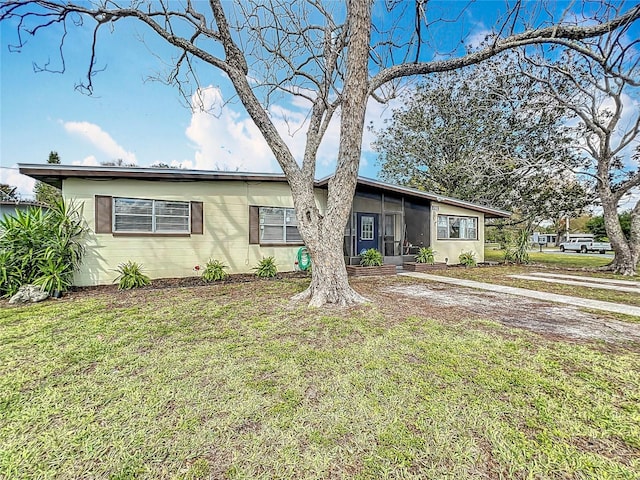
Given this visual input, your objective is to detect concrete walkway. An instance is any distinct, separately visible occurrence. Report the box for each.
[399,272,640,317]
[521,272,640,287]
[508,274,640,294]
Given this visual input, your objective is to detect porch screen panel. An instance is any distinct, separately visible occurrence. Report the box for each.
[353,191,382,213]
[404,201,430,250]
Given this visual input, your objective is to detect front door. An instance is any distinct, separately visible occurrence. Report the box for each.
[357,213,379,254]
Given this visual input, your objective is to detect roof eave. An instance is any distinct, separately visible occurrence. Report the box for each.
[17,164,511,218]
[18,164,289,185]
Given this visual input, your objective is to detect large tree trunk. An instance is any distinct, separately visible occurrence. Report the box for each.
[292,0,372,307]
[292,213,367,307]
[290,179,370,307]
[600,189,639,276]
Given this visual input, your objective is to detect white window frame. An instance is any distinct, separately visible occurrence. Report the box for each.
[113,197,191,233]
[437,215,478,240]
[360,215,374,240]
[259,207,302,244]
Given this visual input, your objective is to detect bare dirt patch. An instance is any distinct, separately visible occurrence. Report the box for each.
[374,279,640,344]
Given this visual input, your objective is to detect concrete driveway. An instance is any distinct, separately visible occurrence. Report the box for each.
[390,271,640,345]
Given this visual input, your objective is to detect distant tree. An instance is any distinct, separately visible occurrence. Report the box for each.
[34,151,63,205]
[587,212,632,241]
[149,162,187,169]
[48,151,60,163]
[570,215,593,234]
[0,184,18,200]
[100,159,137,167]
[372,58,591,226]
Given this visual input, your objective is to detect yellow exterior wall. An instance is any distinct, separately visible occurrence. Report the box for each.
[63,178,324,286]
[63,177,489,285]
[430,202,485,265]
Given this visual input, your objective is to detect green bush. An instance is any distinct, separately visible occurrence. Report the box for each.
[0,250,20,296]
[115,261,151,290]
[33,254,74,295]
[415,246,436,264]
[0,199,87,297]
[202,259,229,282]
[254,257,277,278]
[458,250,477,267]
[360,248,383,267]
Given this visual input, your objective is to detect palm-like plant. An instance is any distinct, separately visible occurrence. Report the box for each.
[0,200,88,297]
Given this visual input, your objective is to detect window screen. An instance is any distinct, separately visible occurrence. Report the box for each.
[259,207,302,244]
[113,197,190,233]
[437,215,478,240]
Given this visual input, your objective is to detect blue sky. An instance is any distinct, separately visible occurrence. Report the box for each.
[0,1,513,196]
[1,1,637,202]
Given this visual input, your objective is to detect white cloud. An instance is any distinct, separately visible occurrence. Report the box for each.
[186,87,277,172]
[0,166,36,198]
[71,155,100,166]
[63,121,137,165]
[185,86,400,174]
[171,160,193,169]
[466,28,493,49]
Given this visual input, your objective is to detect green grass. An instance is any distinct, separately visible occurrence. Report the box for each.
[479,248,640,308]
[485,248,617,269]
[2,280,639,479]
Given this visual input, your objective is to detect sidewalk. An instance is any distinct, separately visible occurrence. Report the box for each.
[507,273,640,294]
[399,272,640,317]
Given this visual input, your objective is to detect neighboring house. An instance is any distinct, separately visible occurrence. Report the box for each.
[19,164,510,286]
[0,199,47,220]
[531,232,558,246]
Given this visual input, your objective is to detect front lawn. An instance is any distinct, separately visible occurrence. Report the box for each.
[484,248,615,269]
[1,278,639,479]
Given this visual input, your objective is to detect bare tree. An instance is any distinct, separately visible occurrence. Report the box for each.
[520,35,640,275]
[2,1,639,303]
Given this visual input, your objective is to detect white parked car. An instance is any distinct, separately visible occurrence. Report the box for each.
[559,238,611,254]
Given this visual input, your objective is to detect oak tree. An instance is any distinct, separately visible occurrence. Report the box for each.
[372,58,591,226]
